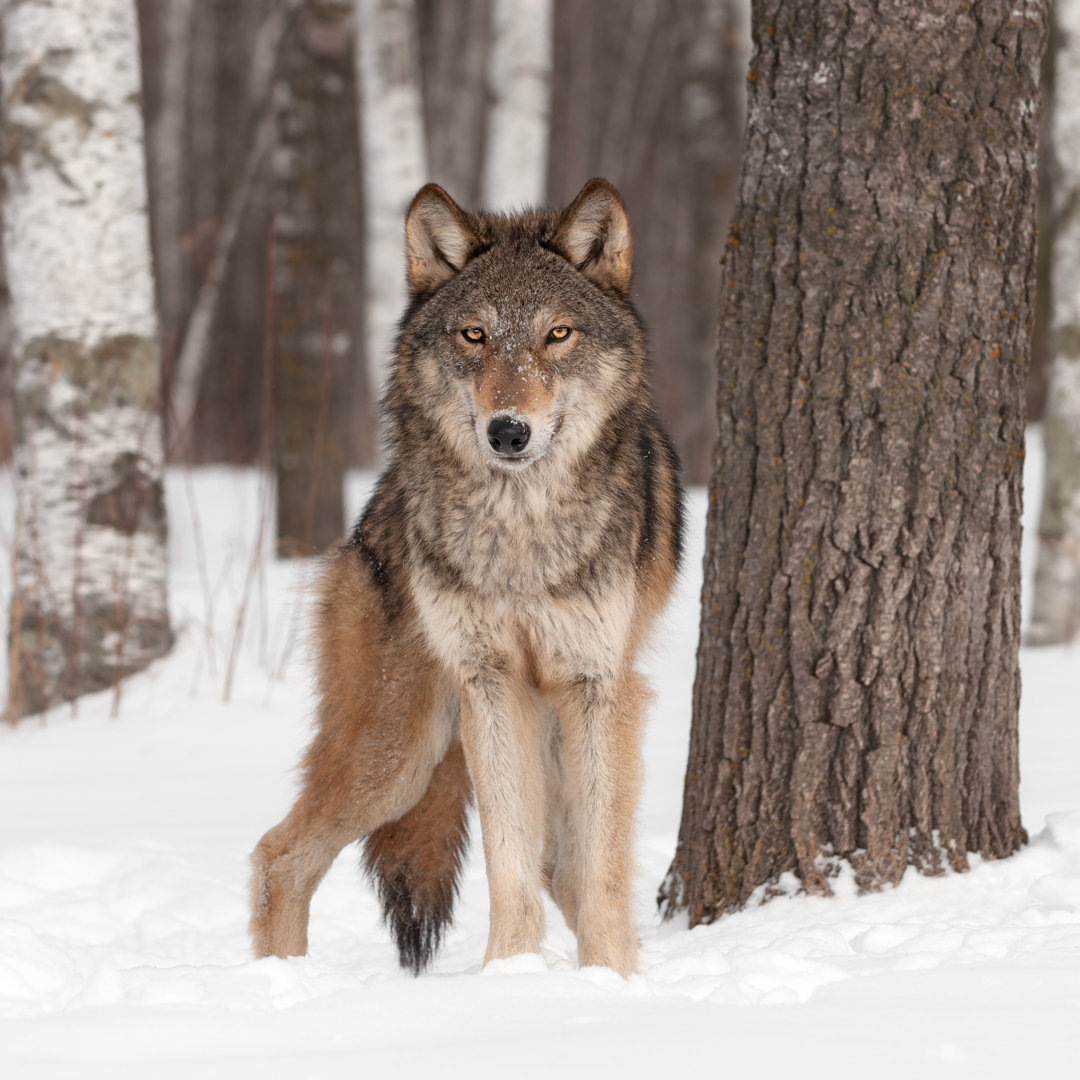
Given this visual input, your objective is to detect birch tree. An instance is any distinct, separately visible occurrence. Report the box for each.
[1029,0,1080,646]
[354,0,426,411]
[1,0,171,717]
[415,0,490,208]
[661,0,1044,923]
[481,0,552,210]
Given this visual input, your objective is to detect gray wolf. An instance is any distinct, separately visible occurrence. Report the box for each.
[249,178,684,976]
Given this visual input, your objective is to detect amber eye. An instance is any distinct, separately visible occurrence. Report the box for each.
[548,325,572,343]
[461,327,486,344]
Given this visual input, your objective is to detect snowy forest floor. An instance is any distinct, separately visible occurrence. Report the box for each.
[0,430,1077,1079]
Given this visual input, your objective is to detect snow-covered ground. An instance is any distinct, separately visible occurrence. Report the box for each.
[0,433,1077,1079]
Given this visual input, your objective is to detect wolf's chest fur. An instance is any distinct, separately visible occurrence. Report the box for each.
[406,461,623,600]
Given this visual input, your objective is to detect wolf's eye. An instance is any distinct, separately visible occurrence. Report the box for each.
[547,326,572,343]
[462,327,486,344]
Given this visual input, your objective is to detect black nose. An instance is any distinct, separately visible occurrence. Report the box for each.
[486,416,531,456]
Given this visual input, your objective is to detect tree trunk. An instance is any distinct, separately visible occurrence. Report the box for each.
[136,0,196,382]
[415,0,490,208]
[481,0,553,209]
[1027,9,1056,423]
[152,0,286,460]
[1028,0,1080,646]
[273,0,363,555]
[672,0,748,481]
[661,0,1044,924]
[0,225,13,464]
[354,0,427,420]
[547,0,748,483]
[2,0,172,718]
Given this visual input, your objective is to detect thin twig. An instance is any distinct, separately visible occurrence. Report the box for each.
[223,214,277,703]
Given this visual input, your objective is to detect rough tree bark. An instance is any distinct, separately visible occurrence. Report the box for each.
[1,0,172,717]
[1029,0,1080,646]
[661,0,1044,923]
[273,0,362,554]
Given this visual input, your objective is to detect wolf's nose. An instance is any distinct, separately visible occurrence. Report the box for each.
[487,416,531,456]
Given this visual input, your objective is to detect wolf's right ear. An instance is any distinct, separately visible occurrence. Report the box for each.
[405,185,481,296]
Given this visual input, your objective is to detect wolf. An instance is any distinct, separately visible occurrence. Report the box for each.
[249,178,684,976]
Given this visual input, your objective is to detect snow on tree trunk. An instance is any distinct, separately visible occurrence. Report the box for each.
[1,0,171,718]
[1029,0,1080,646]
[660,0,1043,923]
[354,0,427,412]
[481,0,553,210]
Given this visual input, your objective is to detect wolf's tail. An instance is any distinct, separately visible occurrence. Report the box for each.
[362,738,473,975]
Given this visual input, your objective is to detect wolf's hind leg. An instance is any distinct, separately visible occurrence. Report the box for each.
[249,679,454,960]
[249,695,454,960]
[250,806,352,959]
[250,546,454,960]
[363,738,473,974]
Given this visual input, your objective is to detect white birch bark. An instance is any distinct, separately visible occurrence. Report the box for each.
[481,0,553,210]
[354,0,427,407]
[1029,0,1080,646]
[1,0,171,716]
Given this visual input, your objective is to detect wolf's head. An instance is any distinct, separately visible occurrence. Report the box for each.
[389,180,648,474]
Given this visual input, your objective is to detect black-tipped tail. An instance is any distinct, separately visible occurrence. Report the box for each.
[362,740,472,975]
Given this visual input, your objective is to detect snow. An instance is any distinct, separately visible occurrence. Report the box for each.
[1,431,1078,1078]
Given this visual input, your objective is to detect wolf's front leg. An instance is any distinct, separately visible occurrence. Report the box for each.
[459,673,546,965]
[557,668,647,976]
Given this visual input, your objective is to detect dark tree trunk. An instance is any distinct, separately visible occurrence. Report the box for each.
[1028,9,1056,423]
[273,0,363,555]
[547,0,747,484]
[137,0,280,467]
[661,0,1044,924]
[416,0,491,208]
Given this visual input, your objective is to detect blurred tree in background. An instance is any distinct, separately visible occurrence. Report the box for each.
[1030,0,1080,646]
[84,0,753,495]
[0,1,1066,502]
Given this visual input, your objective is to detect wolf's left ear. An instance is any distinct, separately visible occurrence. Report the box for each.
[552,178,632,295]
[405,184,482,295]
